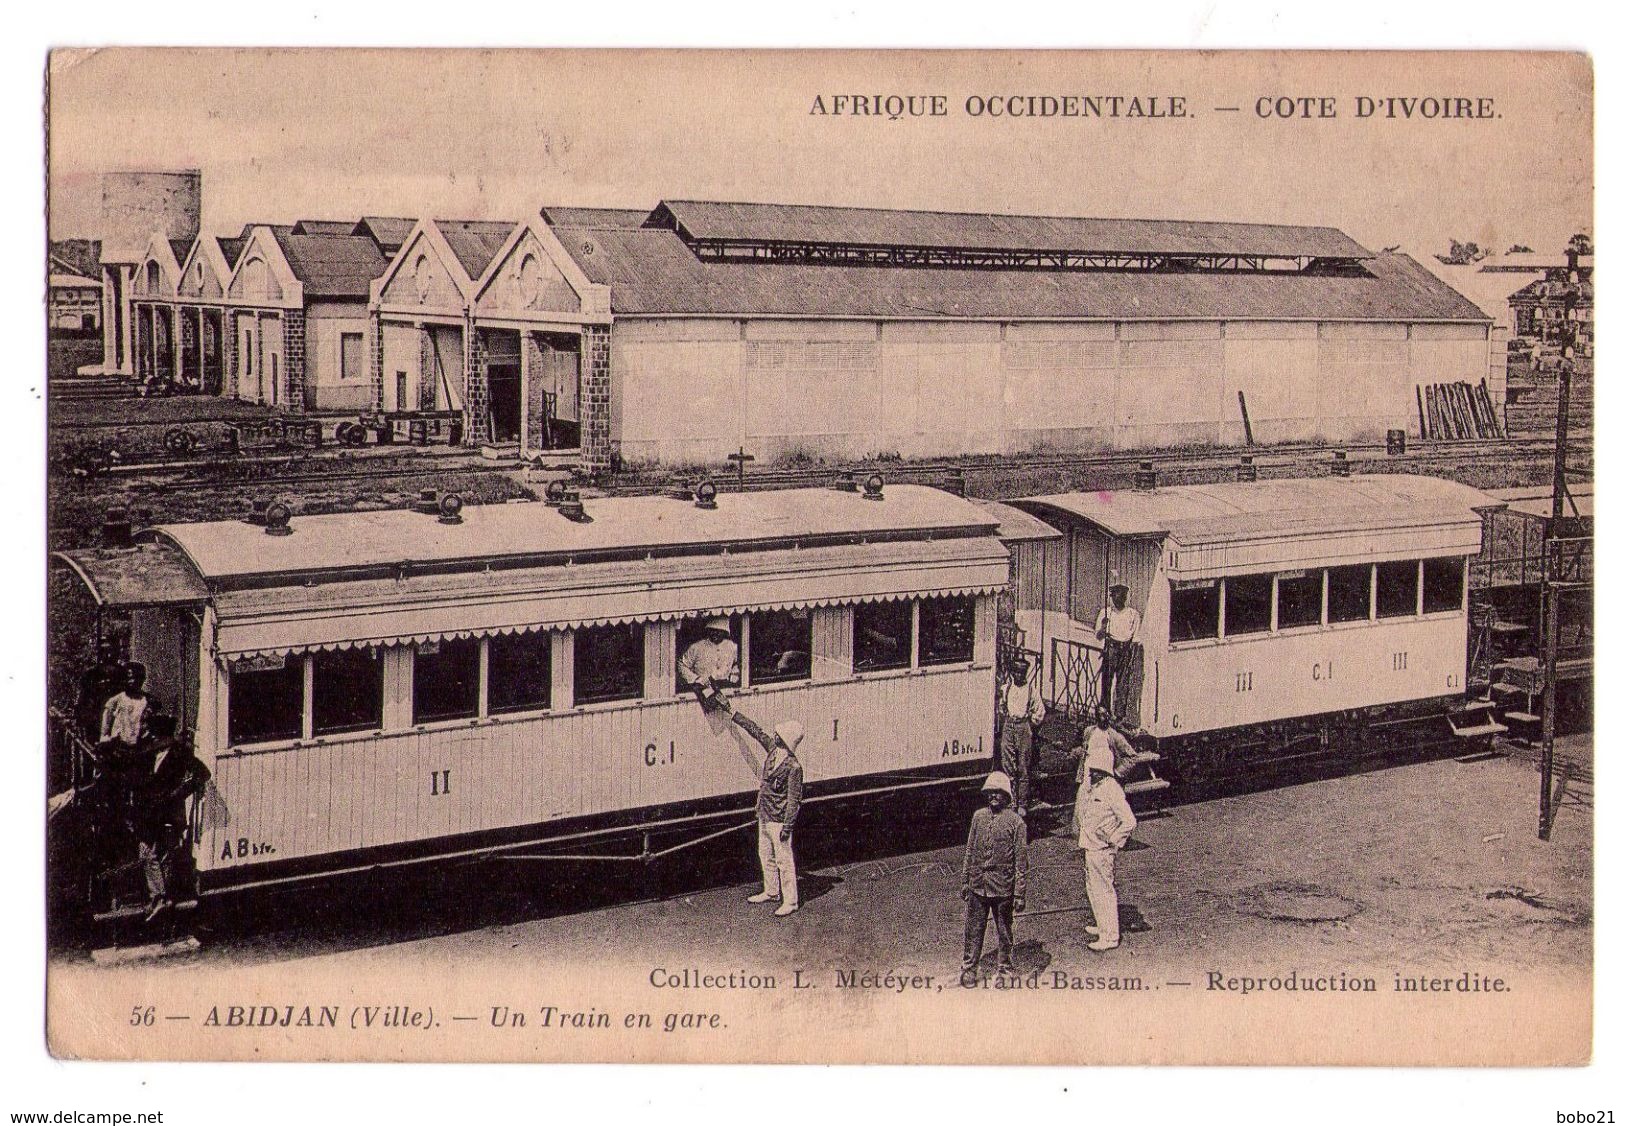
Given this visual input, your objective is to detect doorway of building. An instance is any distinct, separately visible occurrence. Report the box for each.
[530,332,582,451]
[484,330,523,444]
[202,310,224,396]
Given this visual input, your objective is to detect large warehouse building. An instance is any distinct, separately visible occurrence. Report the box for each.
[122,197,1496,473]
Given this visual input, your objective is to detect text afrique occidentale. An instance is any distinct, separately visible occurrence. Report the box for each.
[807,94,1499,121]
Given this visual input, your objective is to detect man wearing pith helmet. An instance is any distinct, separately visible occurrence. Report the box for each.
[720,699,804,917]
[678,616,740,711]
[1076,739,1137,952]
[959,770,1029,985]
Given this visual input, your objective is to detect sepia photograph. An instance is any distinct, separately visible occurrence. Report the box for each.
[35,43,1595,1076]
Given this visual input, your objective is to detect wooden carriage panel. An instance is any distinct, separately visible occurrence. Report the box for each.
[199,664,993,874]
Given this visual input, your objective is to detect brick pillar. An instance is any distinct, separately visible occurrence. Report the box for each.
[224,310,239,399]
[580,323,613,474]
[418,325,436,410]
[466,326,491,447]
[368,311,384,413]
[282,308,307,413]
[523,332,549,452]
[179,308,197,386]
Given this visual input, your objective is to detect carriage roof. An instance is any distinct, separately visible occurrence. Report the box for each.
[150,484,998,584]
[1014,475,1503,578]
[56,486,1010,657]
[1016,475,1501,541]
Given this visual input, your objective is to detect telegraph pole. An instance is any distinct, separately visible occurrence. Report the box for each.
[1538,242,1582,840]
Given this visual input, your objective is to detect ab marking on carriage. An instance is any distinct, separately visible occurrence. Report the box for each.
[220,838,278,861]
[942,736,984,758]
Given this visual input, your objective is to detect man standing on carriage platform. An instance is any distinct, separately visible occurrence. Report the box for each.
[1094,582,1140,721]
[719,698,804,917]
[99,661,150,760]
[998,652,1045,818]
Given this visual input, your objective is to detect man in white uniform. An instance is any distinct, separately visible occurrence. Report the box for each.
[678,617,739,711]
[1075,740,1137,951]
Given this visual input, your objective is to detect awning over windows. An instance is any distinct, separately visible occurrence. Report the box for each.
[210,536,1008,657]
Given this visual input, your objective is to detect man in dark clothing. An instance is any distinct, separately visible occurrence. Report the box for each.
[129,727,211,922]
[960,770,1029,985]
[720,700,805,917]
[75,639,126,744]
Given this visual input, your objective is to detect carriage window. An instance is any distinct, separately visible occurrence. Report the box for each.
[228,659,304,745]
[574,622,645,705]
[1376,560,1421,619]
[1223,573,1273,636]
[676,615,740,691]
[853,600,912,672]
[488,631,552,715]
[1422,557,1466,614]
[1276,570,1324,630]
[413,638,481,723]
[919,595,976,666]
[313,648,383,735]
[749,609,813,684]
[1327,564,1373,623]
[1169,580,1219,642]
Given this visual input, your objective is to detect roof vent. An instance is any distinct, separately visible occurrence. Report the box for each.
[438,492,464,525]
[544,479,569,507]
[862,473,885,501]
[101,506,133,549]
[414,488,440,515]
[833,471,859,493]
[1133,460,1158,491]
[693,479,719,510]
[1236,455,1257,483]
[556,488,590,522]
[244,498,269,526]
[264,501,294,536]
[1331,450,1351,477]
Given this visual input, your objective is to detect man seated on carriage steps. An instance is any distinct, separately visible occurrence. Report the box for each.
[678,617,740,712]
[718,698,803,917]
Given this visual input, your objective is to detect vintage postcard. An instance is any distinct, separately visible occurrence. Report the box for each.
[43,47,1593,1066]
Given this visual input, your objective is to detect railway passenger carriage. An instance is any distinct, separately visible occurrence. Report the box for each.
[1010,474,1505,777]
[55,484,1008,902]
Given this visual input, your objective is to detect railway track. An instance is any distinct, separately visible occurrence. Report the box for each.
[63,432,1583,502]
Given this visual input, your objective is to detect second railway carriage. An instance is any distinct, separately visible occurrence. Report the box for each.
[54,483,1008,907]
[1011,473,1507,779]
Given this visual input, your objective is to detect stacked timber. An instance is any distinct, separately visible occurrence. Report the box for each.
[1418,379,1504,441]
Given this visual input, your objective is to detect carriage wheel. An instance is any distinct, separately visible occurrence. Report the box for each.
[164,427,199,456]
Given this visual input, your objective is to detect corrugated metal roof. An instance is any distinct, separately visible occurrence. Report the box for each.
[216,236,249,269]
[1488,484,1594,520]
[155,485,998,584]
[655,200,1373,259]
[270,231,390,299]
[353,216,417,251]
[53,544,209,608]
[970,499,1063,543]
[1017,475,1502,542]
[292,219,357,236]
[210,536,1008,656]
[554,227,1487,322]
[541,206,654,229]
[436,219,517,280]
